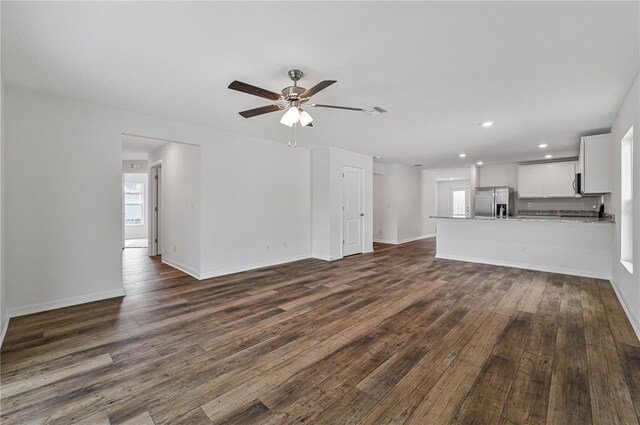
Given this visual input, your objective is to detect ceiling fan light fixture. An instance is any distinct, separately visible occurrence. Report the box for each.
[299,110,313,127]
[283,106,300,124]
[280,113,294,127]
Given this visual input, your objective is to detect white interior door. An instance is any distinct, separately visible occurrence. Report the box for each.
[342,166,364,257]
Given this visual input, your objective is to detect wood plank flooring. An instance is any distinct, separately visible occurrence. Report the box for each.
[2,239,640,424]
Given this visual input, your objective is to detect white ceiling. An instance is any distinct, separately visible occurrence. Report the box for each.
[122,134,168,161]
[3,2,638,168]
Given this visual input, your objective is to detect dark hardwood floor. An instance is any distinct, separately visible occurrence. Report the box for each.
[1,239,640,424]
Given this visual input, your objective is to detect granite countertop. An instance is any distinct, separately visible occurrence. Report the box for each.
[430,214,615,224]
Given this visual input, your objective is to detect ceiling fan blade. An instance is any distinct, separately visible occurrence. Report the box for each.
[301,80,337,98]
[229,81,282,101]
[310,103,363,112]
[238,104,282,118]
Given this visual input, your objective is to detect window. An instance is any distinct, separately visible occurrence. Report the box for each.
[451,189,467,217]
[124,182,144,226]
[621,126,633,273]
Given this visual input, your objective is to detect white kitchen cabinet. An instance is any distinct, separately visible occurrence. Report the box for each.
[545,162,576,197]
[579,134,612,194]
[517,164,546,198]
[517,161,577,198]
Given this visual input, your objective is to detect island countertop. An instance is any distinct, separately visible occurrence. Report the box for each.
[430,215,615,224]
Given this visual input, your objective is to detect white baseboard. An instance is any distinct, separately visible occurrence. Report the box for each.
[161,257,201,279]
[435,253,611,280]
[373,238,398,244]
[200,255,310,280]
[6,288,126,319]
[609,278,640,341]
[374,234,436,245]
[399,234,436,244]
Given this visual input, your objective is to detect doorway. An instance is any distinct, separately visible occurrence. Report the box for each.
[449,187,470,217]
[123,173,149,248]
[149,163,162,256]
[342,165,364,257]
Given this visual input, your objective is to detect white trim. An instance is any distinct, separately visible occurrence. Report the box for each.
[435,253,611,280]
[161,257,200,279]
[0,318,9,348]
[373,238,398,245]
[609,278,640,341]
[200,255,310,280]
[374,234,436,246]
[399,234,436,244]
[6,289,126,319]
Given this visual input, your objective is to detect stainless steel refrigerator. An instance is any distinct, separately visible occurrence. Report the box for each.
[474,186,514,218]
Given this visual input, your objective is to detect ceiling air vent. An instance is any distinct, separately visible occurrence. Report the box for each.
[129,162,144,169]
[362,106,388,116]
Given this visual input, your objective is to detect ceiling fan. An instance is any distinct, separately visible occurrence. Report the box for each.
[228,69,384,128]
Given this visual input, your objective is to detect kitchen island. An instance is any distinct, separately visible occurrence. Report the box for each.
[432,215,614,279]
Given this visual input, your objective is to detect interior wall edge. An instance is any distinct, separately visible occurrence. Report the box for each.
[435,253,612,281]
[5,288,126,320]
[610,277,640,341]
[199,254,311,280]
[161,258,201,280]
[0,318,8,348]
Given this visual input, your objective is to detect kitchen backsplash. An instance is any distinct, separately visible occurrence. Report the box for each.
[515,194,611,214]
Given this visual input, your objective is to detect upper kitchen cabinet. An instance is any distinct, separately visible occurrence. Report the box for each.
[546,162,576,197]
[578,133,612,195]
[517,161,577,198]
[517,164,546,198]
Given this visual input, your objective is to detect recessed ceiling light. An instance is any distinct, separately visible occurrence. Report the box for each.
[459,153,466,158]
[413,164,423,167]
[374,155,382,159]
[480,121,494,127]
[545,154,553,159]
[476,161,483,165]
[538,143,548,148]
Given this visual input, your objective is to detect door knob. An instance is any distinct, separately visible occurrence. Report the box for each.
[360,213,364,217]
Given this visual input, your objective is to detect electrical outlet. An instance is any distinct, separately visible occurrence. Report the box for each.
[266,244,270,252]
[282,241,287,249]
[527,202,532,208]
[173,244,176,252]
[378,229,382,235]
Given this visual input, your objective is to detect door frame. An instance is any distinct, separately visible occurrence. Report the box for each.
[341,165,365,258]
[148,161,162,256]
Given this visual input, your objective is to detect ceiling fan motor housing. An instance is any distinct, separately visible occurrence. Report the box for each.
[281,85,306,102]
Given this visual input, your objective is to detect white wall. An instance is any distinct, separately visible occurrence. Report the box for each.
[2,85,314,317]
[373,173,397,243]
[312,146,373,259]
[478,164,517,188]
[436,218,613,279]
[4,86,125,316]
[123,173,149,241]
[311,147,331,260]
[436,179,472,216]
[122,160,148,173]
[149,143,201,276]
[373,163,424,244]
[329,147,373,258]
[0,77,6,342]
[610,73,640,336]
[422,170,437,236]
[199,137,310,278]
